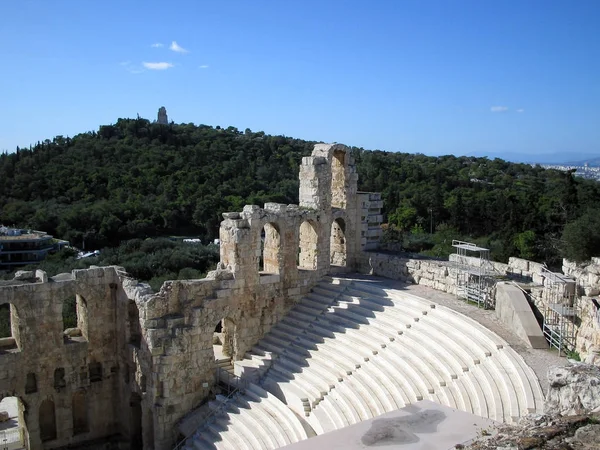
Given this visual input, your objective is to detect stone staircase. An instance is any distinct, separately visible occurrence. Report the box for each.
[182,276,544,450]
[215,357,234,376]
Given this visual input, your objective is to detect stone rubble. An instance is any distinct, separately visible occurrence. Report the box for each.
[463,364,600,450]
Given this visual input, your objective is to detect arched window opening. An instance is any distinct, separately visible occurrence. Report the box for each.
[259,223,281,275]
[130,393,143,450]
[25,372,37,394]
[72,390,89,435]
[213,318,236,370]
[298,220,318,270]
[128,300,142,347]
[39,399,57,442]
[89,361,102,383]
[331,150,347,208]
[63,294,88,342]
[0,303,20,352]
[54,368,66,391]
[0,397,28,448]
[330,218,347,267]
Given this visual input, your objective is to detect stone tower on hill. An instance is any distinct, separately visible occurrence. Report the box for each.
[157,106,168,124]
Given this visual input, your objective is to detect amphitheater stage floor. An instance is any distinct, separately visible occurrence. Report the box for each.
[281,400,497,450]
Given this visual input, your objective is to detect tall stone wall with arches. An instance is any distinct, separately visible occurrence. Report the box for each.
[0,143,383,450]
[0,267,135,449]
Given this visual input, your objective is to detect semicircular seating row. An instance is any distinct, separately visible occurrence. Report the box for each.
[184,276,544,450]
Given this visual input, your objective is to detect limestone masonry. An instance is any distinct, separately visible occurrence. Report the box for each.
[1,143,599,450]
[0,144,383,449]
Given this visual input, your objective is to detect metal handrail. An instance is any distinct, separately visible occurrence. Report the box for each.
[172,368,248,450]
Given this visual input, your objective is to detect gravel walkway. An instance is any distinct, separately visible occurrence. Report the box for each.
[340,273,566,396]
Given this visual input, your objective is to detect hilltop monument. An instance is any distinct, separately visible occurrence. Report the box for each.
[157,106,168,124]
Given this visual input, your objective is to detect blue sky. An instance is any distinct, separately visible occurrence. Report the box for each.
[1,0,598,159]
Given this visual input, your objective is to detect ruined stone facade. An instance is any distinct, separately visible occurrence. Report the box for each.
[0,144,383,450]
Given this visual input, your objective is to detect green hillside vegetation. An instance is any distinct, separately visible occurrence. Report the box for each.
[1,117,600,269]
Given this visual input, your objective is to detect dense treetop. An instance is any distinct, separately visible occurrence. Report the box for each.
[1,117,599,266]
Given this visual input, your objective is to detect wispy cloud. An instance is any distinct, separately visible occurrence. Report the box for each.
[120,61,145,74]
[170,41,189,53]
[199,64,209,69]
[490,106,509,113]
[143,62,174,70]
[517,108,525,113]
[151,43,164,48]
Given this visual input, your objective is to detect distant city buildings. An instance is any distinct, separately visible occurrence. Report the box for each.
[0,226,68,270]
[540,164,600,181]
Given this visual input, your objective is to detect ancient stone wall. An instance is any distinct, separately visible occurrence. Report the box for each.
[0,267,130,450]
[1,143,384,450]
[561,259,600,363]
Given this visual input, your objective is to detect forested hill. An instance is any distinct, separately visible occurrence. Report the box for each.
[1,117,599,265]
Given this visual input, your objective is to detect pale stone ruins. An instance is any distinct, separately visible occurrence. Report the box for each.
[0,143,599,450]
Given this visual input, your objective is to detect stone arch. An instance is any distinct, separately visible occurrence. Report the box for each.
[25,372,37,394]
[76,294,89,340]
[330,217,347,266]
[72,390,89,435]
[298,220,319,270]
[0,302,21,351]
[39,398,57,442]
[89,361,102,383]
[331,149,348,208]
[62,294,88,342]
[0,396,29,450]
[53,368,66,391]
[213,317,237,361]
[260,222,282,274]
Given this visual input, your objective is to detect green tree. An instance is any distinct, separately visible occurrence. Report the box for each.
[514,230,537,260]
[561,210,600,262]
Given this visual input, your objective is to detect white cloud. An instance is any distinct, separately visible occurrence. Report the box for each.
[170,41,189,53]
[199,64,209,69]
[517,108,525,113]
[142,62,174,70]
[490,106,509,113]
[151,43,164,48]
